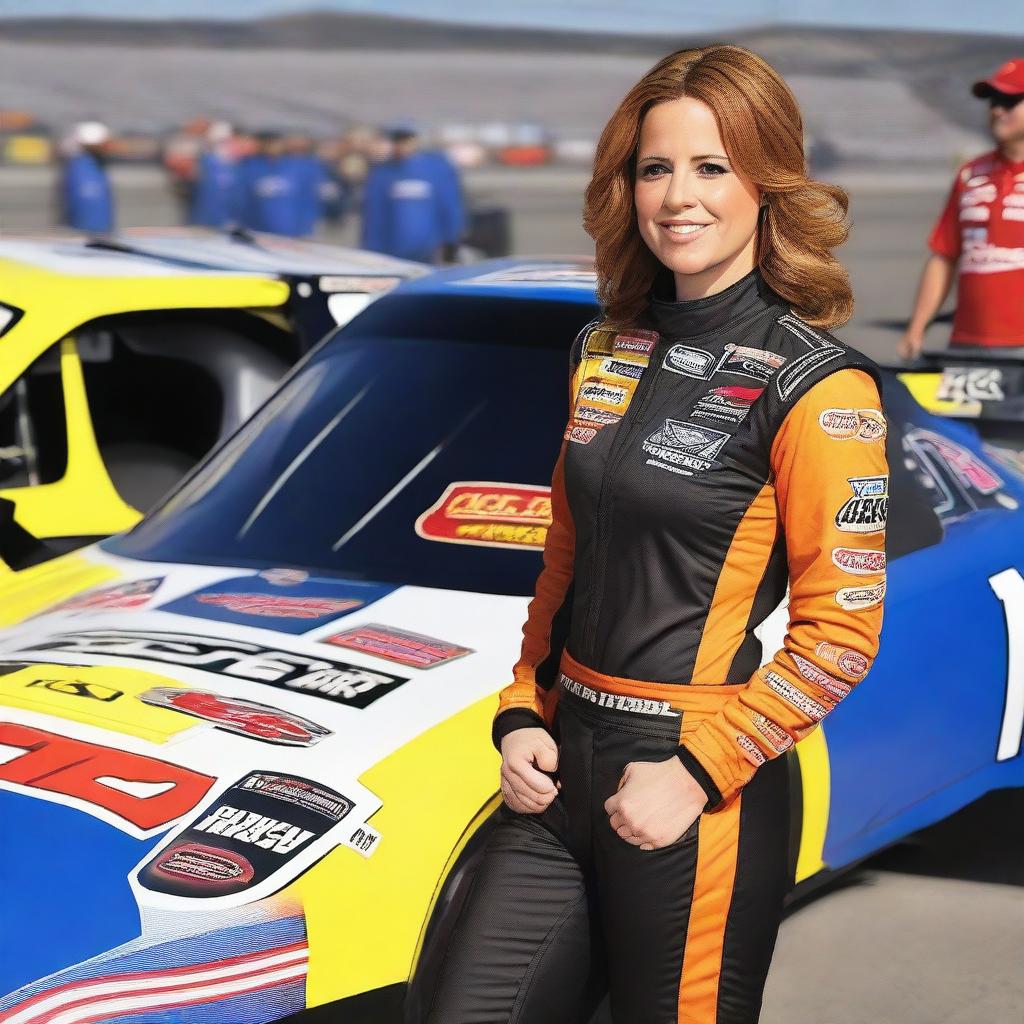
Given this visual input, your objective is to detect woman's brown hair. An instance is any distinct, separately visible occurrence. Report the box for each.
[583,44,853,329]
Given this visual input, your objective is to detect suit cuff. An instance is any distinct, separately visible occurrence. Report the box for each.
[491,707,550,752]
[675,743,724,811]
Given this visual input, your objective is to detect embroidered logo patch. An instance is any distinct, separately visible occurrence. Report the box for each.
[692,384,764,424]
[642,419,730,476]
[662,344,717,380]
[715,343,786,384]
[835,476,888,534]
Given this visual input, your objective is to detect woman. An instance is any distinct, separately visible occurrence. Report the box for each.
[423,45,886,1024]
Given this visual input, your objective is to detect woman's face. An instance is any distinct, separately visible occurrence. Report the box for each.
[634,96,761,300]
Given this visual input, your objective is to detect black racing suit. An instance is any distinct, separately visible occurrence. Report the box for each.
[424,268,888,1023]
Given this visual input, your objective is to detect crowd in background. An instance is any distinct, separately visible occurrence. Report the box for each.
[56,116,467,265]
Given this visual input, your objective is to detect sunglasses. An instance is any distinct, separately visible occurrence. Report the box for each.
[989,91,1024,110]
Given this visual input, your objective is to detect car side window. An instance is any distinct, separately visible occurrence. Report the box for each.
[78,314,290,513]
[0,343,68,489]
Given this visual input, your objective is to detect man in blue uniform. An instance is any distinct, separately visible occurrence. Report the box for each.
[189,121,239,229]
[60,122,114,233]
[237,131,303,237]
[360,120,465,263]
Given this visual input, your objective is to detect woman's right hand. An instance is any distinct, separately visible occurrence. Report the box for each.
[499,727,561,813]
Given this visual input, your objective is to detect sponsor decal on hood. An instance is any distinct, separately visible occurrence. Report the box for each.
[158,575,395,634]
[415,481,551,550]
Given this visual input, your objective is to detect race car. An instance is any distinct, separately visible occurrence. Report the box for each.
[0,258,1022,1023]
[0,232,426,567]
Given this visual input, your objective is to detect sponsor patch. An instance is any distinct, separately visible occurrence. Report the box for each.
[324,624,473,669]
[736,733,767,766]
[818,408,887,442]
[835,581,886,611]
[835,476,888,534]
[749,713,793,754]
[565,424,598,445]
[139,687,332,746]
[662,344,716,380]
[814,642,869,680]
[936,367,1005,404]
[831,547,886,575]
[160,575,393,634]
[791,653,852,701]
[613,329,658,356]
[642,419,730,475]
[415,481,551,550]
[574,404,621,426]
[15,629,409,709]
[42,577,164,615]
[763,670,828,721]
[577,379,630,408]
[558,672,680,717]
[715,343,786,384]
[692,384,764,424]
[138,770,352,897]
[599,357,645,381]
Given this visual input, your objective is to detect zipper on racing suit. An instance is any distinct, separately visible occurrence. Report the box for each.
[580,340,665,661]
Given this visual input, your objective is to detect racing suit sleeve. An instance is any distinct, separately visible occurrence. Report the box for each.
[675,367,887,810]
[926,177,961,260]
[490,339,586,751]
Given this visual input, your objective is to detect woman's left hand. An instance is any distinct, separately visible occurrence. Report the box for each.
[604,756,709,851]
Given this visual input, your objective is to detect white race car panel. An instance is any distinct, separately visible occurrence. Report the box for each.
[0,544,527,913]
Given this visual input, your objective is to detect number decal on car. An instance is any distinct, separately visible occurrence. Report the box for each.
[988,568,1024,762]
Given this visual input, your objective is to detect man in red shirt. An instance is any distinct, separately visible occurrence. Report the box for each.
[900,59,1024,356]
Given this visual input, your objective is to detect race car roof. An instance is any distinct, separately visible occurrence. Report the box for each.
[392,257,598,304]
[0,230,427,281]
[114,228,430,279]
[0,237,267,279]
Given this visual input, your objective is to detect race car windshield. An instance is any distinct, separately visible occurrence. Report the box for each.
[105,295,596,597]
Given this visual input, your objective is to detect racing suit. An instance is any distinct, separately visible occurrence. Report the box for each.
[425,268,887,1024]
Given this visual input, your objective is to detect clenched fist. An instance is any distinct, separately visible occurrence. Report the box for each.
[499,727,561,814]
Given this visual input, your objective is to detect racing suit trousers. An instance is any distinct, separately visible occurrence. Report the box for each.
[424,656,792,1024]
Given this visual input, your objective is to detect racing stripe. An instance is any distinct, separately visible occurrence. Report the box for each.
[690,483,778,685]
[675,793,741,1022]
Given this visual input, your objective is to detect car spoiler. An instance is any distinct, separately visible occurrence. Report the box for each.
[880,348,1024,423]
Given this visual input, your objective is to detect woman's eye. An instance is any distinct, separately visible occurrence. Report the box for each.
[698,162,728,176]
[639,163,668,178]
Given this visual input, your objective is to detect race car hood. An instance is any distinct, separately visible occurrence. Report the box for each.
[0,543,518,1013]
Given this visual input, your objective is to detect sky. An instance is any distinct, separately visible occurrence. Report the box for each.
[0,0,1017,36]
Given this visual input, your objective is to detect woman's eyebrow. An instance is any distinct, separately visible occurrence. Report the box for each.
[636,153,730,163]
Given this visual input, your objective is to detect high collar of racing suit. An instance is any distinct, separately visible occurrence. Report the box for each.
[641,264,788,339]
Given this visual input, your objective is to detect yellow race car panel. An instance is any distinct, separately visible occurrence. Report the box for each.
[0,247,290,558]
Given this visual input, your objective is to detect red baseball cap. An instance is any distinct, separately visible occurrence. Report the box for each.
[972,58,1024,98]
